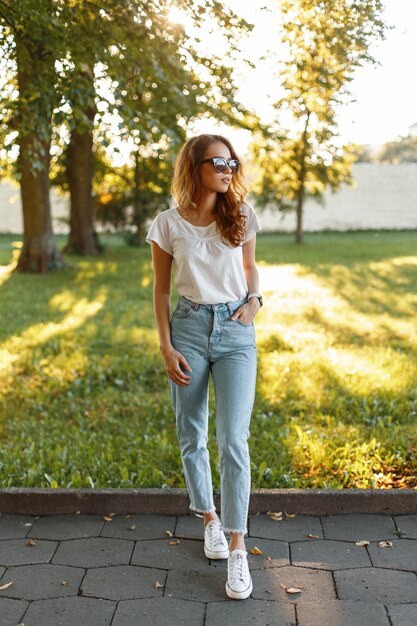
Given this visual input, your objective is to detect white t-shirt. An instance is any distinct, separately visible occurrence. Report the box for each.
[146,204,262,304]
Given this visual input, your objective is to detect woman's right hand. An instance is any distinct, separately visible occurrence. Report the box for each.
[161,347,192,386]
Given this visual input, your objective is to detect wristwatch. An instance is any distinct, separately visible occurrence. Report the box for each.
[247,292,263,307]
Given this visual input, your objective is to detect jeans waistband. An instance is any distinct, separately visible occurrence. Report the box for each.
[178,295,248,316]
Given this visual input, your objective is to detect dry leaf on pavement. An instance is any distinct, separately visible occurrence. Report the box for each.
[250,546,263,555]
[307,534,320,539]
[169,539,181,545]
[355,540,370,547]
[154,581,164,588]
[267,511,283,521]
[0,581,13,590]
[280,583,303,594]
[26,540,36,546]
[165,530,173,537]
[378,541,393,548]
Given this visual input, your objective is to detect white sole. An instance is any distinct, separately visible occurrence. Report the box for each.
[225,578,253,600]
[204,546,229,559]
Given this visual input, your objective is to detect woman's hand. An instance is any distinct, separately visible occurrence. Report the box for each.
[161,346,192,386]
[229,297,260,325]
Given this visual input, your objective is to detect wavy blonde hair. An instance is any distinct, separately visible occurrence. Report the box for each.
[171,134,249,247]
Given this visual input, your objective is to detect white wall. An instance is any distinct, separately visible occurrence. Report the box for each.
[259,163,417,232]
[0,180,69,234]
[1,163,416,234]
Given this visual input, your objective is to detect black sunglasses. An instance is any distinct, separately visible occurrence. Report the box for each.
[200,157,240,174]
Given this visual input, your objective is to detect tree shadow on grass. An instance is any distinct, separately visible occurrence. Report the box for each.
[1,231,416,489]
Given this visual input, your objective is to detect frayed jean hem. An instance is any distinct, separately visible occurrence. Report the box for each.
[221,527,247,536]
[190,504,216,515]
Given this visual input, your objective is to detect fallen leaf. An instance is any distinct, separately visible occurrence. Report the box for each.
[284,511,297,518]
[267,556,272,561]
[125,514,135,519]
[26,540,36,547]
[103,516,113,522]
[268,511,283,521]
[355,540,370,547]
[154,580,164,588]
[250,546,263,555]
[61,581,68,586]
[280,583,302,594]
[0,581,13,590]
[378,541,393,548]
[128,525,136,531]
[307,534,320,539]
[169,539,181,545]
[165,530,173,538]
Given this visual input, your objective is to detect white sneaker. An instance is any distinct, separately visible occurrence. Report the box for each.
[226,549,253,600]
[204,520,229,559]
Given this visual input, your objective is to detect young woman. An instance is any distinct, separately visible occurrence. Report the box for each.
[146,133,262,600]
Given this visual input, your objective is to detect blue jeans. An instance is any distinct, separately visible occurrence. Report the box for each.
[169,295,257,535]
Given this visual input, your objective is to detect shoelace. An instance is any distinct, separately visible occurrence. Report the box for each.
[229,552,246,582]
[207,523,225,548]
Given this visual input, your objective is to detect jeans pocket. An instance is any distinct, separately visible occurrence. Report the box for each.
[173,302,193,319]
[235,319,253,328]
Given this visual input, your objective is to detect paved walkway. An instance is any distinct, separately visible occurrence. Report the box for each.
[0,512,416,626]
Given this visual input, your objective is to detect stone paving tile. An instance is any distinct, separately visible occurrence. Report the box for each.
[334,567,417,603]
[0,538,58,566]
[368,539,417,572]
[0,597,28,626]
[0,563,84,600]
[206,599,296,626]
[297,599,390,626]
[0,514,35,539]
[112,597,205,626]
[291,539,371,570]
[209,537,290,570]
[21,596,116,626]
[387,603,417,626]
[174,514,204,539]
[52,536,134,568]
[249,514,323,542]
[28,514,104,540]
[393,515,417,539]
[321,514,397,542]
[132,538,209,571]
[164,568,229,603]
[251,565,336,603]
[100,514,176,541]
[1,511,416,625]
[81,564,166,600]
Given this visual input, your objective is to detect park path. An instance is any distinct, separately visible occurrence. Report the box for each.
[0,512,416,625]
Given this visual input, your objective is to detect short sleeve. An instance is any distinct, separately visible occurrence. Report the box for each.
[145,213,173,255]
[242,203,262,243]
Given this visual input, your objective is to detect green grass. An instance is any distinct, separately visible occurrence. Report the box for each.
[0,230,416,490]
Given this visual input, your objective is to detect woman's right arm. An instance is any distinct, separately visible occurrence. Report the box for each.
[151,241,192,387]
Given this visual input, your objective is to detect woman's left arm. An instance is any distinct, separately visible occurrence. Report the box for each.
[230,235,261,324]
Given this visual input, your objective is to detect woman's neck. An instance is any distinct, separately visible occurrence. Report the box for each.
[194,192,216,217]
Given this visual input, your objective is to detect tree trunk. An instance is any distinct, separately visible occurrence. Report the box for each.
[65,65,102,255]
[132,151,145,245]
[295,112,311,245]
[14,37,66,273]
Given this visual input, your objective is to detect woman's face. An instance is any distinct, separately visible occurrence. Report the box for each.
[199,141,233,195]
